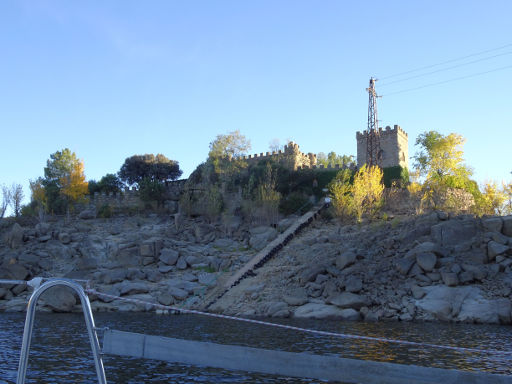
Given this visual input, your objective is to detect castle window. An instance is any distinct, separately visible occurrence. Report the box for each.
[378,150,385,160]
[401,152,405,162]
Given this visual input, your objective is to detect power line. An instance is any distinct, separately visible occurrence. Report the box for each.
[379,42,512,80]
[379,51,512,87]
[381,64,512,97]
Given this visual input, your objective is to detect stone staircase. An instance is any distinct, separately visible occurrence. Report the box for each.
[202,203,326,310]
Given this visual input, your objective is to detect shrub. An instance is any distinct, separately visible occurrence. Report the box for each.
[279,192,312,215]
[98,204,112,218]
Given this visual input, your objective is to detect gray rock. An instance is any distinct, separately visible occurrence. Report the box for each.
[168,286,188,300]
[299,265,326,283]
[441,272,459,287]
[328,292,368,309]
[160,248,179,265]
[488,241,509,261]
[482,217,503,233]
[265,302,289,317]
[5,264,29,281]
[5,223,24,249]
[339,308,361,321]
[344,276,363,293]
[486,231,509,245]
[416,252,437,272]
[97,286,121,303]
[35,222,51,236]
[335,251,357,270]
[42,286,76,312]
[158,265,174,273]
[198,273,216,287]
[396,257,415,275]
[249,226,278,251]
[497,298,511,324]
[283,288,308,306]
[118,282,150,296]
[176,256,188,270]
[294,303,353,319]
[0,287,7,299]
[157,292,175,306]
[406,242,447,258]
[78,208,96,219]
[58,232,71,244]
[142,257,155,266]
[502,216,512,237]
[458,271,474,284]
[411,285,426,299]
[431,220,476,247]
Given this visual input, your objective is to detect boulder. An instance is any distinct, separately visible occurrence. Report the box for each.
[35,222,51,236]
[396,257,415,275]
[118,281,150,296]
[168,286,188,300]
[6,264,29,281]
[5,223,24,249]
[335,251,357,270]
[160,249,179,266]
[176,256,188,270]
[406,242,447,258]
[482,217,503,233]
[487,241,509,261]
[328,292,368,310]
[42,286,76,312]
[431,220,477,247]
[249,226,278,251]
[283,288,308,306]
[441,272,459,286]
[265,302,289,317]
[502,216,512,237]
[299,265,326,284]
[58,232,71,244]
[344,276,363,293]
[78,208,96,219]
[294,303,354,319]
[411,285,426,299]
[157,292,175,306]
[416,252,437,272]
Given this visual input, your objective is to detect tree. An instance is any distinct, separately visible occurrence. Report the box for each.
[7,183,24,217]
[479,181,507,216]
[119,154,182,187]
[1,185,9,218]
[89,173,123,195]
[60,160,89,208]
[352,165,384,222]
[317,152,355,168]
[44,148,80,187]
[42,148,85,214]
[208,130,251,178]
[328,169,354,220]
[268,138,282,153]
[139,178,166,207]
[413,131,473,210]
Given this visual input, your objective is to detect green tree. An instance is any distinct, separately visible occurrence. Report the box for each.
[139,178,166,207]
[352,165,384,222]
[41,148,86,214]
[89,173,123,195]
[413,131,473,210]
[328,168,354,220]
[208,130,251,179]
[317,152,355,168]
[119,154,182,187]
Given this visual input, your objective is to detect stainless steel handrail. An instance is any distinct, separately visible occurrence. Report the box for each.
[16,278,107,384]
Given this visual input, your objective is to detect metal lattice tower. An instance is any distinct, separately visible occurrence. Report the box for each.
[366,77,380,167]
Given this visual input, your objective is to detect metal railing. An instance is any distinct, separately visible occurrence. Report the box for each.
[16,278,107,384]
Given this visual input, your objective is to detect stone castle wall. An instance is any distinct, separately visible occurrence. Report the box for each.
[356,125,409,169]
[236,142,317,171]
[88,179,187,212]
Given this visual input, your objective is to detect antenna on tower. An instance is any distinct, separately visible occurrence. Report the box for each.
[366,77,381,167]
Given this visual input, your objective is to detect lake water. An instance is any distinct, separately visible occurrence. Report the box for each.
[1,312,511,383]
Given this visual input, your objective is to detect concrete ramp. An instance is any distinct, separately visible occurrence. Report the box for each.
[103,329,512,384]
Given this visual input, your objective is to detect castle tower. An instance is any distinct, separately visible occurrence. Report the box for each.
[356,125,409,169]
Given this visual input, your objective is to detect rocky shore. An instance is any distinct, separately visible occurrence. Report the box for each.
[1,211,512,325]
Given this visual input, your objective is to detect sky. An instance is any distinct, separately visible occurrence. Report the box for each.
[1,0,511,214]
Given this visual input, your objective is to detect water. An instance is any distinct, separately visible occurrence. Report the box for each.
[1,312,511,383]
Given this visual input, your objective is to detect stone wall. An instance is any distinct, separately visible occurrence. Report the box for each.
[356,125,409,169]
[89,179,187,213]
[236,142,317,171]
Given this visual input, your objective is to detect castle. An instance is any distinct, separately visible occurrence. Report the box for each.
[238,141,317,170]
[356,125,409,169]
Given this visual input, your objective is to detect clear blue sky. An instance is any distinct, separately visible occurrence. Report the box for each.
[1,1,511,213]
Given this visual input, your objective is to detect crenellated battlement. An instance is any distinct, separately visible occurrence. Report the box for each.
[356,125,408,141]
[231,141,317,170]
